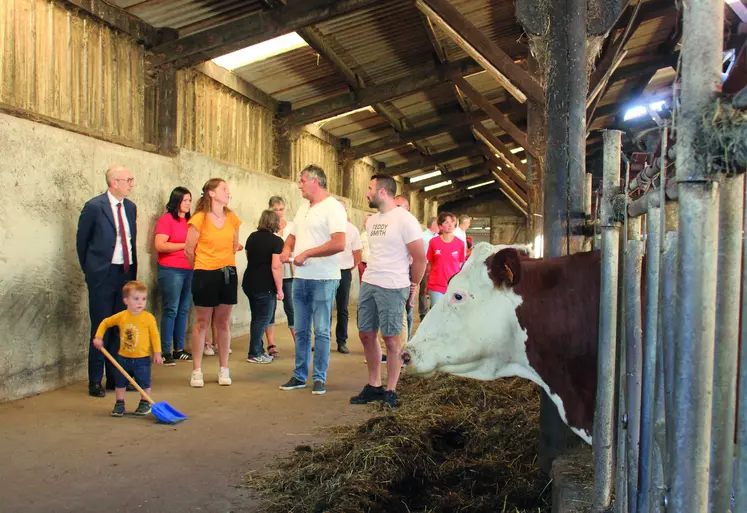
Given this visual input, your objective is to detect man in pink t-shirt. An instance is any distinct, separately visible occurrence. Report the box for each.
[426,212,465,307]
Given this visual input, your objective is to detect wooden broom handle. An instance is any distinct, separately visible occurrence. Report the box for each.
[99,347,155,404]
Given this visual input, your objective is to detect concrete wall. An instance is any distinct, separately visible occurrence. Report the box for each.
[0,112,369,402]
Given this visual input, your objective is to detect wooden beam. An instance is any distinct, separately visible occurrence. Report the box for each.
[481,146,529,197]
[472,121,528,183]
[343,100,525,159]
[406,162,488,191]
[155,67,178,155]
[63,0,159,46]
[385,145,483,177]
[150,0,381,69]
[487,164,528,205]
[282,58,482,125]
[490,168,529,206]
[299,25,432,156]
[415,0,544,105]
[453,76,539,160]
[195,62,277,111]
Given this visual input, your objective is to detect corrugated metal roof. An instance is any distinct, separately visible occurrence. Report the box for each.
[109,0,265,35]
[232,46,351,109]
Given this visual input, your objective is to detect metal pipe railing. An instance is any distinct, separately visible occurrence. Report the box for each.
[660,228,678,495]
[636,200,661,513]
[735,175,747,513]
[709,174,744,513]
[624,218,644,513]
[593,129,622,512]
[671,0,723,509]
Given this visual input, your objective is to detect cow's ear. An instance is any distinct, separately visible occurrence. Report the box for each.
[487,248,522,288]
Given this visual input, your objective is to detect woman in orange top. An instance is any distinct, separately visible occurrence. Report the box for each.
[185,178,242,388]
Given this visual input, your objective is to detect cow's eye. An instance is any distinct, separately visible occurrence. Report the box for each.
[450,291,468,304]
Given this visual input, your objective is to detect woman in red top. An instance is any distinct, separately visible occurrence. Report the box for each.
[154,187,193,366]
[426,212,465,307]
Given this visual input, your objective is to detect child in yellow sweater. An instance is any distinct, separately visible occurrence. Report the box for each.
[94,281,163,417]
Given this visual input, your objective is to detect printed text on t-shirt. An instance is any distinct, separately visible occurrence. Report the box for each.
[369,223,387,237]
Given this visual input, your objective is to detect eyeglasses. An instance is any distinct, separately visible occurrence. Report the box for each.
[115,178,135,185]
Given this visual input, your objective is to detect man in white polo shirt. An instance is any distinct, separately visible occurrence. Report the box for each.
[279,165,347,396]
[334,200,362,354]
[453,214,471,258]
[351,175,425,408]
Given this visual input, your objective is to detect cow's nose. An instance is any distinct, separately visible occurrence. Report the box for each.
[400,350,411,365]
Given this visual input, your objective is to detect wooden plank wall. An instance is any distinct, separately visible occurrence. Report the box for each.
[291,132,340,196]
[348,158,376,211]
[0,0,145,143]
[176,69,274,175]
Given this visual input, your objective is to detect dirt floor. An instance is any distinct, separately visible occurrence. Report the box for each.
[0,314,387,513]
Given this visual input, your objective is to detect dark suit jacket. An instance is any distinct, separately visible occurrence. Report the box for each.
[76,193,138,288]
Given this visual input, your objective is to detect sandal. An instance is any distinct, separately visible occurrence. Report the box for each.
[268,345,280,357]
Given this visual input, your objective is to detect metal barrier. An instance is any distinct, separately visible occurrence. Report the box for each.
[590,2,746,512]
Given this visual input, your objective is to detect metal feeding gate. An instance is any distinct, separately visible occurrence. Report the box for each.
[587,3,747,512]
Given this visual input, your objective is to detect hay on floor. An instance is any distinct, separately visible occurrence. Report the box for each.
[247,374,550,513]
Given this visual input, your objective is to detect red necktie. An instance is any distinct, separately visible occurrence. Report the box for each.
[117,203,130,272]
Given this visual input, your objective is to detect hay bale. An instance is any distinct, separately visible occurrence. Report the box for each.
[700,99,747,173]
[247,374,550,513]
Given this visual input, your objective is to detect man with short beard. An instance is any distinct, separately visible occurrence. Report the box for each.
[351,175,425,408]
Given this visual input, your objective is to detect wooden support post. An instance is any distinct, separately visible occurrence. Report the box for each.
[273,121,293,180]
[527,55,546,247]
[155,67,178,156]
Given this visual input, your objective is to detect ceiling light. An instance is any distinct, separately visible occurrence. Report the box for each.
[520,159,527,164]
[510,147,523,154]
[623,100,667,122]
[424,180,452,192]
[467,180,495,190]
[410,170,442,183]
[212,32,308,70]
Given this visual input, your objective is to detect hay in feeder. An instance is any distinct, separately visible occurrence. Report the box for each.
[247,374,550,513]
[700,98,747,174]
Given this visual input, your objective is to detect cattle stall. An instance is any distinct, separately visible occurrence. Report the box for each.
[591,1,747,511]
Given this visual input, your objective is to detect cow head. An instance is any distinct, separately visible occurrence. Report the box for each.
[402,243,533,382]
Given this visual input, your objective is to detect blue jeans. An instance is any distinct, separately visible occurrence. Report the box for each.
[157,265,193,353]
[292,278,339,383]
[247,290,276,358]
[428,290,445,307]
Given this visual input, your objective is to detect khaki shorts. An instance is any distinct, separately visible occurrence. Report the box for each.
[357,282,409,338]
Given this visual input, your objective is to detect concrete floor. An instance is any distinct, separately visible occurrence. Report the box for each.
[0,317,382,513]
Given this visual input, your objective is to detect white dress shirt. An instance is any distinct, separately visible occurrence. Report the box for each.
[107,191,133,265]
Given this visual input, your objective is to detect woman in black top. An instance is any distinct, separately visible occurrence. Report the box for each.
[242,210,284,363]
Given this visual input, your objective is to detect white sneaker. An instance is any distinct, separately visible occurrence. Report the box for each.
[229,347,233,354]
[218,367,232,386]
[190,369,204,388]
[204,345,215,356]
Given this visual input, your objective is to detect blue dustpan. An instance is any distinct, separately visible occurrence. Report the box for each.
[151,401,188,424]
[100,348,188,424]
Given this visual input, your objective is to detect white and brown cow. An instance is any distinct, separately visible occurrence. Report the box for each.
[401,242,599,444]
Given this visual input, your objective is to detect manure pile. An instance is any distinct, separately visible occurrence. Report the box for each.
[248,373,550,513]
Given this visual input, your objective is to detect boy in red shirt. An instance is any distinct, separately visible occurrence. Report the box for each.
[426,212,466,306]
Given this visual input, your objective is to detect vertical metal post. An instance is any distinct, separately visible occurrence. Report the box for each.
[637,201,661,513]
[660,226,678,483]
[709,174,744,513]
[671,0,723,510]
[625,218,644,513]
[735,176,747,513]
[594,130,622,512]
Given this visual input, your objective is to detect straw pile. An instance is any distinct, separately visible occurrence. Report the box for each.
[247,374,550,513]
[700,98,747,174]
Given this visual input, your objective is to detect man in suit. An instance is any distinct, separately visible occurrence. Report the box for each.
[77,165,138,397]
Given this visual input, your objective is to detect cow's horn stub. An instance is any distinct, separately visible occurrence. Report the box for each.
[486,248,522,288]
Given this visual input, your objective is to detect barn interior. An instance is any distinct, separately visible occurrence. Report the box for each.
[1,0,746,512]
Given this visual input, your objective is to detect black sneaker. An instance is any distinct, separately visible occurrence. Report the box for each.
[126,383,137,392]
[163,353,176,367]
[173,350,193,361]
[382,390,399,408]
[279,377,307,391]
[89,383,105,398]
[111,401,125,417]
[133,400,151,416]
[337,344,349,354]
[350,384,385,404]
[312,380,326,395]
